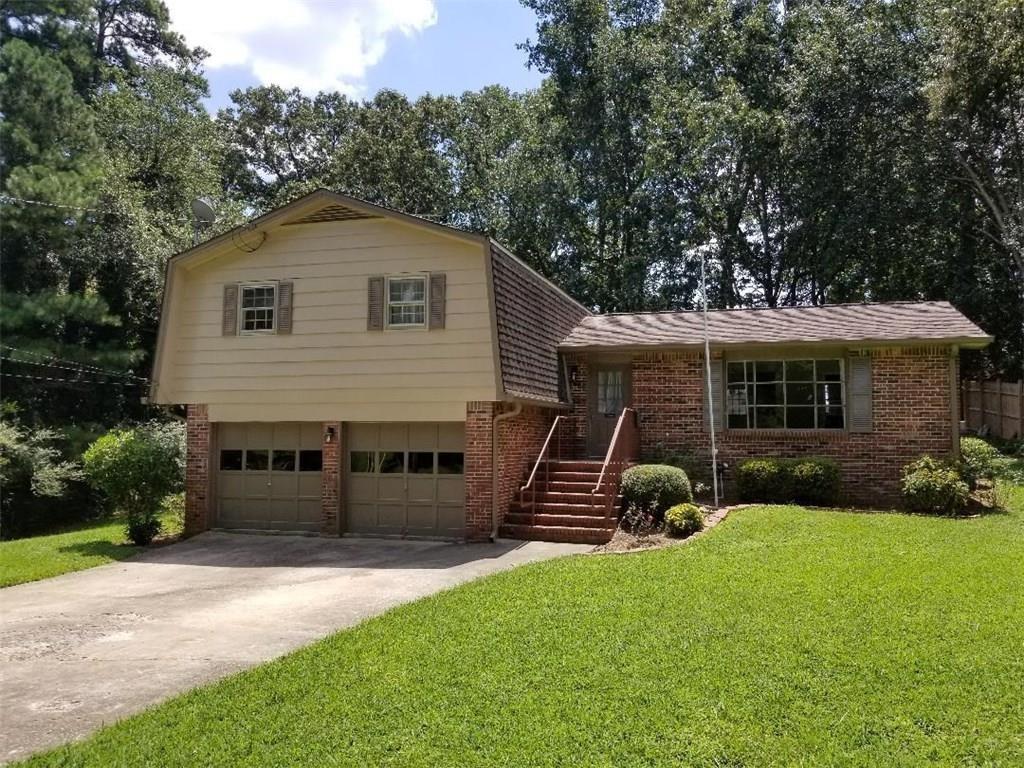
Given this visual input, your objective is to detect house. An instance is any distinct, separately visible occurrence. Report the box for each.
[151,190,992,544]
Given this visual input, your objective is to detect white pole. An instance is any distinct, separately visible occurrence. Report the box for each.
[701,249,720,508]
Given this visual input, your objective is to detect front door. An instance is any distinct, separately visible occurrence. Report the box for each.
[588,364,631,457]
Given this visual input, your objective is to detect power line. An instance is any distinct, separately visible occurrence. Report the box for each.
[0,194,194,225]
[0,355,150,381]
[0,371,144,387]
[0,345,150,382]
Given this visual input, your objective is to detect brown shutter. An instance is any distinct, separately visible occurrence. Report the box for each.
[703,357,724,432]
[277,281,293,334]
[367,276,384,330]
[848,356,873,432]
[429,272,446,329]
[222,284,238,336]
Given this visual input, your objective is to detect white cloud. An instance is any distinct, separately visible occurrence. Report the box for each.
[165,0,438,96]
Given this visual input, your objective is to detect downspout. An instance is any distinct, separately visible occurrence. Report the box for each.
[491,402,523,540]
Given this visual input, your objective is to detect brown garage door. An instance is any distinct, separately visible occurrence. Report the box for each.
[347,422,465,537]
[216,422,322,532]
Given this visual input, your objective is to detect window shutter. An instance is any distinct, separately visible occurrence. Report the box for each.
[429,272,446,329]
[703,357,724,432]
[848,356,873,433]
[277,281,293,334]
[367,276,384,330]
[222,284,238,336]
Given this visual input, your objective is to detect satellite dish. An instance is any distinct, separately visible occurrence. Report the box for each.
[191,197,217,225]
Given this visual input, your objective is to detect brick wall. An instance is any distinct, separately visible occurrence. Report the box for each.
[465,401,557,540]
[320,422,342,536]
[184,404,211,535]
[575,348,956,506]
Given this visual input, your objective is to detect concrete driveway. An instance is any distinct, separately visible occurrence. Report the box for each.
[0,532,587,763]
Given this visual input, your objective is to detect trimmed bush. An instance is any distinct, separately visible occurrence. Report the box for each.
[959,437,999,489]
[664,503,705,537]
[83,422,185,545]
[901,456,970,516]
[620,464,693,520]
[736,457,841,506]
[736,459,794,503]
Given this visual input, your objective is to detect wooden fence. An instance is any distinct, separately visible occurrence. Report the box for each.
[962,379,1023,440]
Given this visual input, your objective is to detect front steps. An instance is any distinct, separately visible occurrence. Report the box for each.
[499,460,621,544]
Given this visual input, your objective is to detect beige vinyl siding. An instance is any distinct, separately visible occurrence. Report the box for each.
[156,218,499,421]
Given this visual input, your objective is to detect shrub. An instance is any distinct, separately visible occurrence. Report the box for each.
[736,457,841,506]
[620,464,693,520]
[959,437,999,489]
[790,458,841,506]
[736,459,794,503]
[83,421,185,545]
[901,456,970,516]
[664,503,705,537]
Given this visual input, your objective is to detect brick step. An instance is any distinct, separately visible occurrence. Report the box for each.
[515,490,620,505]
[509,500,620,516]
[504,511,617,529]
[542,471,605,483]
[540,460,605,472]
[498,524,615,545]
[542,480,605,493]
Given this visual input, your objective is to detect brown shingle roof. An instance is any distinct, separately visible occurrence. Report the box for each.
[490,242,591,403]
[560,301,991,350]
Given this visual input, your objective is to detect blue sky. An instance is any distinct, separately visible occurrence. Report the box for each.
[163,0,545,112]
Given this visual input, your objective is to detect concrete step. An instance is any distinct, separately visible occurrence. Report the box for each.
[498,524,615,544]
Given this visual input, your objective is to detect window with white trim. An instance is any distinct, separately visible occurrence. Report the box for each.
[726,359,845,430]
[386,276,426,328]
[240,284,276,332]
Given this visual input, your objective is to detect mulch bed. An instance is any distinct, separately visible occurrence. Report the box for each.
[591,504,749,555]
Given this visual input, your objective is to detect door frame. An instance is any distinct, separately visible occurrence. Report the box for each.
[587,360,633,458]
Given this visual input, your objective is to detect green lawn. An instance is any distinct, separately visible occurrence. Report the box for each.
[21,485,1024,767]
[0,511,182,588]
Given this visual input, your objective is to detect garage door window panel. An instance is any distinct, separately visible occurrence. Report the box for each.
[220,450,242,471]
[378,451,405,473]
[272,450,296,471]
[245,449,269,471]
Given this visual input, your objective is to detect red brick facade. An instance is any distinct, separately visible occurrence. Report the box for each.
[567,347,957,506]
[184,404,211,536]
[320,422,342,536]
[464,401,558,540]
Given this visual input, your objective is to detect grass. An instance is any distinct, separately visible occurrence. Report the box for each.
[0,508,183,588]
[20,482,1024,767]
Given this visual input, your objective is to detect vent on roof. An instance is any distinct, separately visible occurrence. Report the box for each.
[284,204,379,225]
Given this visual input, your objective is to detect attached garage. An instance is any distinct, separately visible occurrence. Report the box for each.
[215,422,322,532]
[347,422,465,538]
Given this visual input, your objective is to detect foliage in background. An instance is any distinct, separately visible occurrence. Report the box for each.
[82,421,185,544]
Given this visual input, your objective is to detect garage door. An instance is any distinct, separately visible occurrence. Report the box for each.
[347,422,465,537]
[216,423,322,532]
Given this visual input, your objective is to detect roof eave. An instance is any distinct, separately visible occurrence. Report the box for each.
[559,335,994,353]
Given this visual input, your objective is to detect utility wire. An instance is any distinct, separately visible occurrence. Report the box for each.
[0,355,150,381]
[0,371,144,387]
[0,194,194,225]
[0,345,150,382]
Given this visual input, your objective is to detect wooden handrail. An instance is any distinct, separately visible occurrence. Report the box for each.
[520,415,565,494]
[591,408,636,495]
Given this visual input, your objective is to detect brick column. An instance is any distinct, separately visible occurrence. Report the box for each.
[184,404,211,536]
[320,422,342,536]
[465,402,496,541]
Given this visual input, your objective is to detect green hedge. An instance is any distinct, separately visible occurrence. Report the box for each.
[620,464,693,519]
[959,437,999,489]
[735,457,841,506]
[901,456,970,516]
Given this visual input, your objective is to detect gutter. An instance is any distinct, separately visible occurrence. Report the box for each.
[491,402,523,540]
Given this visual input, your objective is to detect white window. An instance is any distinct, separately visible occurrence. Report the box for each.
[386,276,427,328]
[240,284,276,332]
[726,359,845,430]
